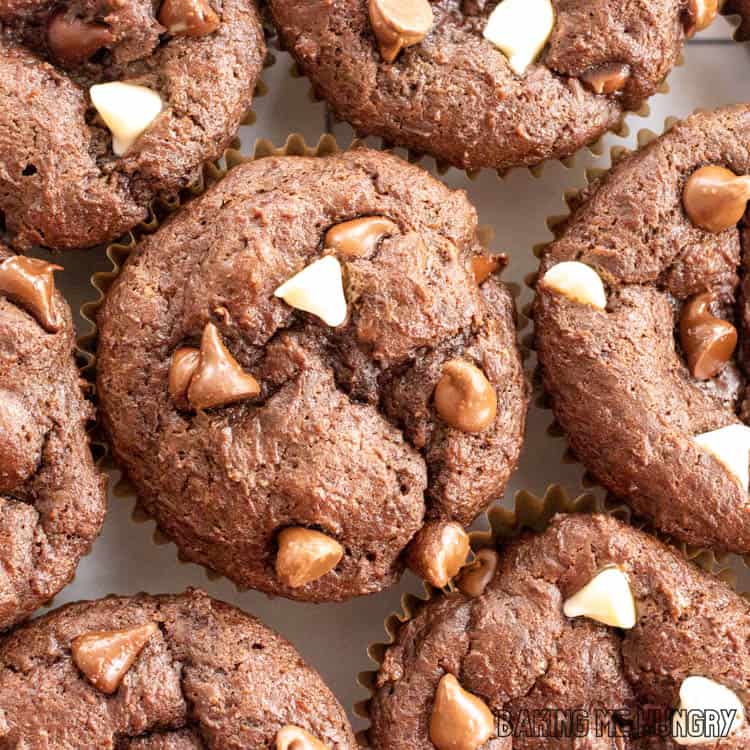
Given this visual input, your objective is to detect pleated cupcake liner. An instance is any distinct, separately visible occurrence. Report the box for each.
[78,130,530,591]
[354,483,745,747]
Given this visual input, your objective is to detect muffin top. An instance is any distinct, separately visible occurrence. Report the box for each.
[0,589,356,749]
[0,243,106,631]
[369,513,750,749]
[0,0,265,251]
[268,0,708,173]
[534,105,750,554]
[96,147,528,601]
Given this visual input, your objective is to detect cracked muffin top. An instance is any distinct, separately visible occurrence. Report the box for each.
[96,147,528,602]
[534,104,750,554]
[268,0,713,173]
[0,589,356,749]
[0,242,106,631]
[369,513,750,750]
[0,0,265,251]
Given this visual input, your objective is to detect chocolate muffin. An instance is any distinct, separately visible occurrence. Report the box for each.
[96,147,528,601]
[0,589,356,748]
[369,513,750,749]
[0,0,265,251]
[268,0,713,174]
[533,104,750,554]
[0,243,106,631]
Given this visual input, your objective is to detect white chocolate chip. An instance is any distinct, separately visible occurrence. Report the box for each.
[672,676,745,745]
[562,566,637,629]
[483,0,554,75]
[540,261,607,309]
[274,255,348,327]
[694,424,750,493]
[90,82,163,156]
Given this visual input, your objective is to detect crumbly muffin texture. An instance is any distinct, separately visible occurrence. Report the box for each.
[535,104,750,553]
[269,0,696,172]
[0,0,265,250]
[97,148,527,601]
[369,513,750,750]
[0,243,106,631]
[0,590,356,749]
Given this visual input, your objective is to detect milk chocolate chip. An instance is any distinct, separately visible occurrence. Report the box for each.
[471,254,502,285]
[187,323,260,410]
[434,360,497,433]
[159,0,220,37]
[324,217,398,257]
[430,674,495,750]
[0,256,62,332]
[71,622,158,694]
[406,520,470,588]
[456,548,499,597]
[368,0,433,63]
[168,347,200,408]
[276,528,344,588]
[679,292,737,380]
[47,10,113,67]
[683,165,750,233]
[276,725,329,750]
[581,63,631,95]
[685,0,718,35]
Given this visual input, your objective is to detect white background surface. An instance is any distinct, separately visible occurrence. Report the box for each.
[33,17,750,732]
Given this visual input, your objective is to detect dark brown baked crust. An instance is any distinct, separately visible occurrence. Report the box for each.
[96,148,528,602]
[0,243,106,631]
[0,0,265,251]
[369,513,750,750]
[534,104,750,553]
[0,589,356,748]
[268,0,690,172]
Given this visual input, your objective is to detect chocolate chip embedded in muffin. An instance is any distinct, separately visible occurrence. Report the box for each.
[0,243,106,631]
[269,0,702,172]
[0,0,265,250]
[534,104,750,554]
[97,148,528,601]
[369,514,750,749]
[0,590,356,748]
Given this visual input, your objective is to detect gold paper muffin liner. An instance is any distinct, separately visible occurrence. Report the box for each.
[264,25,686,182]
[355,483,745,747]
[79,130,530,588]
[524,113,750,576]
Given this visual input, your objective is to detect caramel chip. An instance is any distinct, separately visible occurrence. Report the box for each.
[430,674,495,750]
[456,548,499,597]
[581,63,631,95]
[685,0,718,35]
[324,217,398,258]
[168,347,200,408]
[679,292,737,380]
[47,10,113,67]
[187,323,260,410]
[471,254,502,285]
[276,725,329,750]
[0,256,62,332]
[276,528,344,588]
[71,622,158,694]
[683,165,750,233]
[159,0,220,37]
[368,0,433,63]
[407,520,470,588]
[434,360,497,433]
